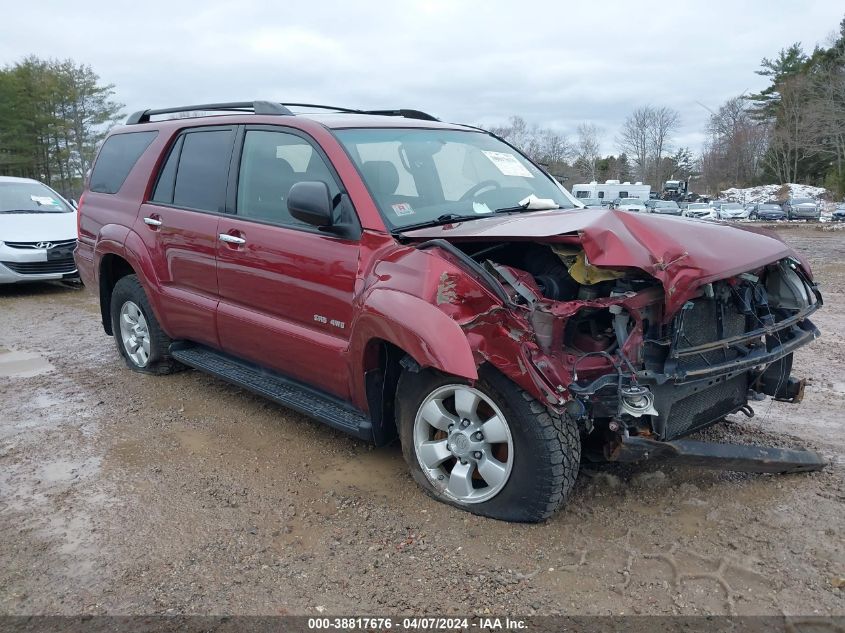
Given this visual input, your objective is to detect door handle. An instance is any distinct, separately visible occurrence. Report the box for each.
[218,233,246,245]
[143,217,162,227]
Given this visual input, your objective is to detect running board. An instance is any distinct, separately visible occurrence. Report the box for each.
[610,436,826,474]
[170,342,374,442]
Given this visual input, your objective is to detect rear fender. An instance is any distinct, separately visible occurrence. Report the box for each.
[105,229,171,335]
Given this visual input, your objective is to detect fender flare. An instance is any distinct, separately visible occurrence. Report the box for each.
[348,288,479,399]
[97,228,171,335]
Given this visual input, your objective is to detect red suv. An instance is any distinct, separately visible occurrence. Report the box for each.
[75,101,823,522]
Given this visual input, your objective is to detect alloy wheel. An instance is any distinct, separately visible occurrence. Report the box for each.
[413,384,514,504]
[119,300,151,367]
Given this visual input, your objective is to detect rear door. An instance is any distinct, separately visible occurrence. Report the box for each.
[137,126,236,347]
[215,126,360,398]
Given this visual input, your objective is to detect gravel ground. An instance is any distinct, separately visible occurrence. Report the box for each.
[0,226,843,617]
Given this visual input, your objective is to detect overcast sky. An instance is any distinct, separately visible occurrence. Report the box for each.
[2,0,842,154]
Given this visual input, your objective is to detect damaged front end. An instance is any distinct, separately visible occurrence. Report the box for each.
[416,231,824,474]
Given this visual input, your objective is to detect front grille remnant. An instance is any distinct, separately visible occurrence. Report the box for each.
[675,298,747,370]
[663,374,748,439]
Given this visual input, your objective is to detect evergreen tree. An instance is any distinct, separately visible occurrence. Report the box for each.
[0,57,123,198]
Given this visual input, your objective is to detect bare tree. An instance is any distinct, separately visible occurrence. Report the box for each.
[649,106,680,186]
[701,96,769,190]
[617,107,653,183]
[617,106,681,187]
[485,115,572,167]
[539,131,573,166]
[763,75,823,183]
[814,51,845,193]
[574,123,602,181]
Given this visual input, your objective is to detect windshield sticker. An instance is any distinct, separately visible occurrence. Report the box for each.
[472,202,492,214]
[481,151,533,178]
[30,195,60,206]
[391,203,414,216]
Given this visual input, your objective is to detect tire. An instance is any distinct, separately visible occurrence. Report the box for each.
[110,274,181,375]
[396,366,580,522]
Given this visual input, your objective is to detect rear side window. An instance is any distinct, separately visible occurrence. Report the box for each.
[89,131,158,194]
[150,128,234,212]
[151,136,184,204]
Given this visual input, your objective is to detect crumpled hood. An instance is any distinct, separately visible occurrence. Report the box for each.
[401,208,801,316]
[0,211,77,242]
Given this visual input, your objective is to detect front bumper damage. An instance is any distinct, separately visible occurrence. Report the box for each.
[609,436,826,474]
[423,236,827,475]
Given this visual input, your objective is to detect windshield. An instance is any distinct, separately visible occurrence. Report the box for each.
[722,203,742,210]
[791,198,814,204]
[760,204,782,210]
[655,201,678,208]
[334,128,573,229]
[0,181,72,213]
[689,203,708,210]
[619,198,642,204]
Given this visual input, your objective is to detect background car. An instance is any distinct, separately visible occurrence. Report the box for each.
[833,203,845,221]
[614,197,647,212]
[578,197,605,209]
[784,197,821,220]
[751,202,786,221]
[649,200,682,215]
[0,176,79,284]
[717,202,750,220]
[681,202,718,220]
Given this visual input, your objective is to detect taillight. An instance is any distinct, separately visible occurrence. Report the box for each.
[76,193,85,239]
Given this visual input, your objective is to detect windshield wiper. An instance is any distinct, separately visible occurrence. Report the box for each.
[394,213,488,233]
[494,195,564,214]
[0,209,65,214]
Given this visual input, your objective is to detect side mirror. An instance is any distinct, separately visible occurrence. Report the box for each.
[288,181,333,227]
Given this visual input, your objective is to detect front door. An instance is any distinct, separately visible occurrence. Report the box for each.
[215,127,359,399]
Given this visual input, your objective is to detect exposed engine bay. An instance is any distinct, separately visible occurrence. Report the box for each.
[441,239,822,462]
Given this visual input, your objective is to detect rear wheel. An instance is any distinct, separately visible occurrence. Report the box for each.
[110,274,181,375]
[396,367,580,522]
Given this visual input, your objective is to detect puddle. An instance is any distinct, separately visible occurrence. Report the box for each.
[0,348,53,377]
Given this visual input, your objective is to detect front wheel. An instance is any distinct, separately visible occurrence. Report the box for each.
[396,367,580,522]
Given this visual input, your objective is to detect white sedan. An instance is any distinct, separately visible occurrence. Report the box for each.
[615,197,647,212]
[717,202,750,220]
[681,202,718,220]
[0,176,79,284]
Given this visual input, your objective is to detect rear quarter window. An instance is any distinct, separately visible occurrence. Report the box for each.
[89,131,158,194]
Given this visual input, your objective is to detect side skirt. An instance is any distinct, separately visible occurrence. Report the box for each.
[170,341,374,442]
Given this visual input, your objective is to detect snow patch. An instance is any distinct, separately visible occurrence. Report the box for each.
[720,184,828,204]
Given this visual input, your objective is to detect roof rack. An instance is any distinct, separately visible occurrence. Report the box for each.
[125,101,292,125]
[363,109,439,122]
[125,101,440,125]
[280,103,439,122]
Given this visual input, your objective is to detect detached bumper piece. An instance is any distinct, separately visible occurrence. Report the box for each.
[610,436,826,474]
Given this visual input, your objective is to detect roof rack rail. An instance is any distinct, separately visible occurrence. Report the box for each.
[362,109,439,122]
[125,101,292,125]
[281,103,440,121]
[280,103,363,114]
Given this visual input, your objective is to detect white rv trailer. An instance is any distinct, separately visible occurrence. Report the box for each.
[571,180,651,202]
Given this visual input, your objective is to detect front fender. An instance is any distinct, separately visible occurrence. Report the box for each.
[348,287,479,387]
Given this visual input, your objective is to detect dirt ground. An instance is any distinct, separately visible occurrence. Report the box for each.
[0,225,843,617]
